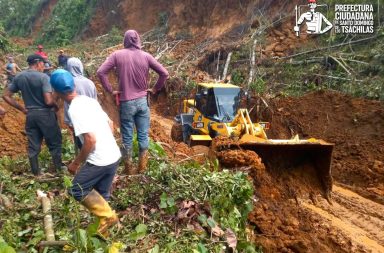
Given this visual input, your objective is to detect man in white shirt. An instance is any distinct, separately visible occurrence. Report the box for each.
[50,69,121,236]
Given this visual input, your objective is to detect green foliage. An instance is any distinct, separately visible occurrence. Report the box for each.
[114,140,257,252]
[128,224,148,241]
[159,192,177,214]
[0,240,16,253]
[231,69,246,86]
[1,135,259,252]
[0,25,10,52]
[37,0,98,46]
[0,0,43,36]
[249,78,266,94]
[104,26,123,47]
[61,129,76,161]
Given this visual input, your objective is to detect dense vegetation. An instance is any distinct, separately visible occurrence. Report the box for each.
[0,0,43,36]
[0,0,97,45]
[0,133,261,252]
[36,0,98,46]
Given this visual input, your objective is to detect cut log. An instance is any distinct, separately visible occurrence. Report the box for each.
[37,190,55,242]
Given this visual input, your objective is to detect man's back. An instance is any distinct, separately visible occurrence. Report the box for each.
[68,95,120,166]
[97,30,168,101]
[111,48,151,99]
[9,70,51,110]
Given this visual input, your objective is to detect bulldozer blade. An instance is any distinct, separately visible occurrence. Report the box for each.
[239,140,334,199]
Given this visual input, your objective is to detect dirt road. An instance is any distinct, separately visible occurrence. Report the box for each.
[301,185,384,253]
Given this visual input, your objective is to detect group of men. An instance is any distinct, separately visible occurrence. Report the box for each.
[1,30,169,236]
[0,45,64,117]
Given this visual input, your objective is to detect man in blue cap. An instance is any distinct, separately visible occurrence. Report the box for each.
[50,69,120,236]
[2,54,62,176]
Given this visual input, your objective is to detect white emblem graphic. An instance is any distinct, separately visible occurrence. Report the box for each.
[294,0,333,37]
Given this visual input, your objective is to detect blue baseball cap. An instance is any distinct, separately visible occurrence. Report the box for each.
[50,69,74,93]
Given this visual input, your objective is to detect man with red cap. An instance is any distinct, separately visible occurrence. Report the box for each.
[35,45,48,59]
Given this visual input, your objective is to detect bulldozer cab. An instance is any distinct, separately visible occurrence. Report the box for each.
[195,84,241,123]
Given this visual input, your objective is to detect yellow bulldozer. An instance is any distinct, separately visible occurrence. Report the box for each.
[171,82,334,198]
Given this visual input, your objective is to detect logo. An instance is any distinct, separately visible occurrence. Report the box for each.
[334,4,375,34]
[294,0,378,36]
[294,0,333,37]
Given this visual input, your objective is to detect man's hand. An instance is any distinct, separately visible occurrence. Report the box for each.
[68,161,81,175]
[147,88,156,95]
[3,89,27,114]
[68,125,74,133]
[68,132,96,175]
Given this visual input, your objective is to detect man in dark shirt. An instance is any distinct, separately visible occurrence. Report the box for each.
[57,50,68,69]
[2,54,63,176]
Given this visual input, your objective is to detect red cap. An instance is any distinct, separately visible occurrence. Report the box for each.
[308,0,316,3]
[37,45,44,49]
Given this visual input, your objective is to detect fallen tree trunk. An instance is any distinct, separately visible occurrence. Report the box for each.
[279,35,380,59]
[222,52,232,81]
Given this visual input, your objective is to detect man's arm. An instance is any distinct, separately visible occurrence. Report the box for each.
[15,64,22,72]
[43,92,59,111]
[2,88,27,114]
[97,54,116,93]
[68,132,96,174]
[148,55,169,93]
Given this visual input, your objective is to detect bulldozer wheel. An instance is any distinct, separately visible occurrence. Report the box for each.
[171,123,183,142]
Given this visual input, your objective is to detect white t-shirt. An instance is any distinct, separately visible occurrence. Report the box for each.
[68,95,121,166]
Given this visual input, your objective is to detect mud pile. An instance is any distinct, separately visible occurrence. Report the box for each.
[263,90,384,204]
[210,137,359,252]
[0,102,27,157]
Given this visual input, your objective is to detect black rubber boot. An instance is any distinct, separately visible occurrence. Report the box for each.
[29,156,40,176]
[52,154,65,173]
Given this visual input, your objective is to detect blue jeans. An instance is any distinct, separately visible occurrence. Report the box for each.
[69,160,119,201]
[120,97,150,152]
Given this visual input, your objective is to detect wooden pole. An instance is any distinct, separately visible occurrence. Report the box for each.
[222,52,233,81]
[37,190,55,242]
[247,39,258,89]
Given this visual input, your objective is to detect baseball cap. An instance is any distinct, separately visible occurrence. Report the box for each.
[27,54,47,65]
[37,45,44,49]
[50,69,75,94]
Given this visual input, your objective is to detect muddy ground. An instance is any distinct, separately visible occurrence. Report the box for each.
[1,90,383,252]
